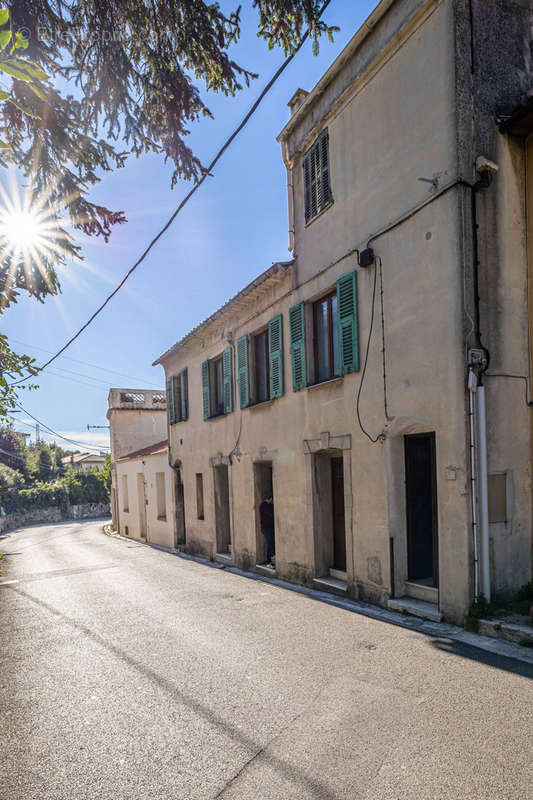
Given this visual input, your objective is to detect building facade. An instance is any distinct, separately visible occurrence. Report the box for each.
[154,0,533,624]
[107,388,177,548]
[61,452,107,472]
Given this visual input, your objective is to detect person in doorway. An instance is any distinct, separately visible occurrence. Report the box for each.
[259,494,275,567]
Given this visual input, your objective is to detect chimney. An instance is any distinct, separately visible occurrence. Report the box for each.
[288,88,309,117]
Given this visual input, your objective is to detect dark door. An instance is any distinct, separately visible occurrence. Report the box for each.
[175,467,186,547]
[331,457,346,571]
[214,465,231,554]
[404,433,438,585]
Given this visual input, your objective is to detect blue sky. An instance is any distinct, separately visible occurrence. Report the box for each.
[3,0,377,451]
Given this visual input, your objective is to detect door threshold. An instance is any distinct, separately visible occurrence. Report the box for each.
[388,596,442,622]
[405,580,438,603]
[329,567,347,581]
[255,563,277,578]
[214,552,233,565]
[313,575,348,597]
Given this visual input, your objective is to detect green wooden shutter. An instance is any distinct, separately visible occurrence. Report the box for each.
[201,360,210,420]
[166,378,176,425]
[337,270,359,374]
[237,334,250,409]
[289,302,306,391]
[223,347,233,414]
[268,314,284,399]
[179,368,188,421]
[318,130,331,210]
[303,153,312,223]
[172,375,182,422]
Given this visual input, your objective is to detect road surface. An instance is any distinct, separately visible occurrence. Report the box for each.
[0,519,532,799]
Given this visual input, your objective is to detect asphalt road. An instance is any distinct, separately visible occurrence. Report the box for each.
[1,519,532,800]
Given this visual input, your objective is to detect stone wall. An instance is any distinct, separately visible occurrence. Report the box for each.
[0,502,110,534]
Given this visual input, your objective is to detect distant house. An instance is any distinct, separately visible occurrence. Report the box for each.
[62,452,107,472]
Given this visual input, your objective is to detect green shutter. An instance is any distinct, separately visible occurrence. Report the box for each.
[289,302,306,391]
[237,334,250,409]
[337,270,359,374]
[166,378,176,425]
[179,368,188,421]
[201,360,210,420]
[172,375,182,422]
[268,314,284,399]
[303,154,312,223]
[223,347,233,414]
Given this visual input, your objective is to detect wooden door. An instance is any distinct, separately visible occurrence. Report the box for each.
[331,457,346,571]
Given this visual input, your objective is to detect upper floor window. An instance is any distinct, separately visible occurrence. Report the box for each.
[167,368,188,424]
[236,315,284,408]
[289,270,358,391]
[313,291,340,382]
[303,129,332,224]
[202,348,233,419]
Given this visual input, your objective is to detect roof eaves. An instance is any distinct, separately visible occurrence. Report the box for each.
[153,260,293,366]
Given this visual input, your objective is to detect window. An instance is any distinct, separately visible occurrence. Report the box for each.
[167,368,188,424]
[236,315,284,408]
[254,329,269,403]
[202,348,233,420]
[303,129,332,224]
[196,473,204,520]
[156,472,166,520]
[122,474,129,512]
[289,270,359,391]
[313,291,340,382]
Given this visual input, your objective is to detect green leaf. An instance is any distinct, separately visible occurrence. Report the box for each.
[0,89,9,100]
[0,59,48,83]
[29,83,47,101]
[0,138,9,148]
[7,97,40,118]
[0,9,9,26]
[0,28,11,51]
[14,32,29,51]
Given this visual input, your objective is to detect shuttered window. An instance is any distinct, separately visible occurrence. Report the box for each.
[167,368,189,424]
[289,302,306,391]
[303,129,332,224]
[336,270,359,374]
[237,334,250,409]
[268,314,284,399]
[202,350,233,419]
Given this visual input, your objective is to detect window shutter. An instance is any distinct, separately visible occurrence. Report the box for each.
[166,378,176,425]
[319,130,331,209]
[201,360,210,420]
[179,368,188,421]
[236,334,250,409]
[172,375,182,423]
[337,270,359,374]
[289,302,306,391]
[303,153,312,223]
[223,347,233,414]
[268,314,284,399]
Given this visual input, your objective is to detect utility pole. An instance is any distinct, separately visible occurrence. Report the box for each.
[87,425,110,430]
[35,423,40,443]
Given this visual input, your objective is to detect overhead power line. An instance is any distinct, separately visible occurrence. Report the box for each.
[13,405,110,451]
[12,0,332,382]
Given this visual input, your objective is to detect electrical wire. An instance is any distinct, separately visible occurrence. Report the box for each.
[13,404,110,451]
[356,259,384,444]
[484,372,533,407]
[11,0,333,386]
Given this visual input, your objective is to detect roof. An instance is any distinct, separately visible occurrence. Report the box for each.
[153,260,293,366]
[117,440,168,462]
[62,452,107,465]
[277,0,397,143]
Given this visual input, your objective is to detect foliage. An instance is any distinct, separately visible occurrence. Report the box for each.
[2,464,109,514]
[0,461,23,490]
[0,1,337,308]
[63,465,109,505]
[0,423,27,469]
[517,581,533,601]
[0,336,37,421]
[100,453,112,495]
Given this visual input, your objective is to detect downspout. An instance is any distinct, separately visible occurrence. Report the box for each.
[467,370,480,597]
[166,397,182,550]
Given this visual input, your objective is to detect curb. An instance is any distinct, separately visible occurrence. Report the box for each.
[100,524,533,667]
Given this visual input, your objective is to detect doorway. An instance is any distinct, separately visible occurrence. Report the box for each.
[174,465,186,547]
[253,462,273,565]
[214,464,231,554]
[404,433,438,586]
[137,472,147,540]
[331,457,346,571]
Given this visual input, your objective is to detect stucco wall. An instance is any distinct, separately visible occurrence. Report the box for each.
[115,452,175,549]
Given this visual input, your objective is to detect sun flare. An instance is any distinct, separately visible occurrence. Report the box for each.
[0,208,47,250]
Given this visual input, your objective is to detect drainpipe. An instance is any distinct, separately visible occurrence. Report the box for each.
[467,369,480,597]
[476,383,491,601]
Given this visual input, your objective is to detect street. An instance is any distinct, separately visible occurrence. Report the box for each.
[0,520,532,800]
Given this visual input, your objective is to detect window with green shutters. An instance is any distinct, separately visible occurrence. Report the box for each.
[336,270,359,374]
[202,351,234,420]
[167,368,188,424]
[223,346,233,414]
[268,314,284,398]
[201,360,210,420]
[289,302,306,391]
[303,129,332,224]
[237,334,250,409]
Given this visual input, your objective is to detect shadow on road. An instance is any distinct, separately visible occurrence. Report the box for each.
[430,637,533,679]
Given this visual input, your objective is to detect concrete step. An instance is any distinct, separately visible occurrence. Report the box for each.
[255,563,276,578]
[405,581,439,603]
[313,576,348,596]
[388,596,442,622]
[214,552,233,565]
[478,618,533,646]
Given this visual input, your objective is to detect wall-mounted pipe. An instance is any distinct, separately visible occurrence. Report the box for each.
[476,384,491,601]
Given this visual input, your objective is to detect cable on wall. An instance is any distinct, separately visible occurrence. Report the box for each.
[356,259,385,444]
